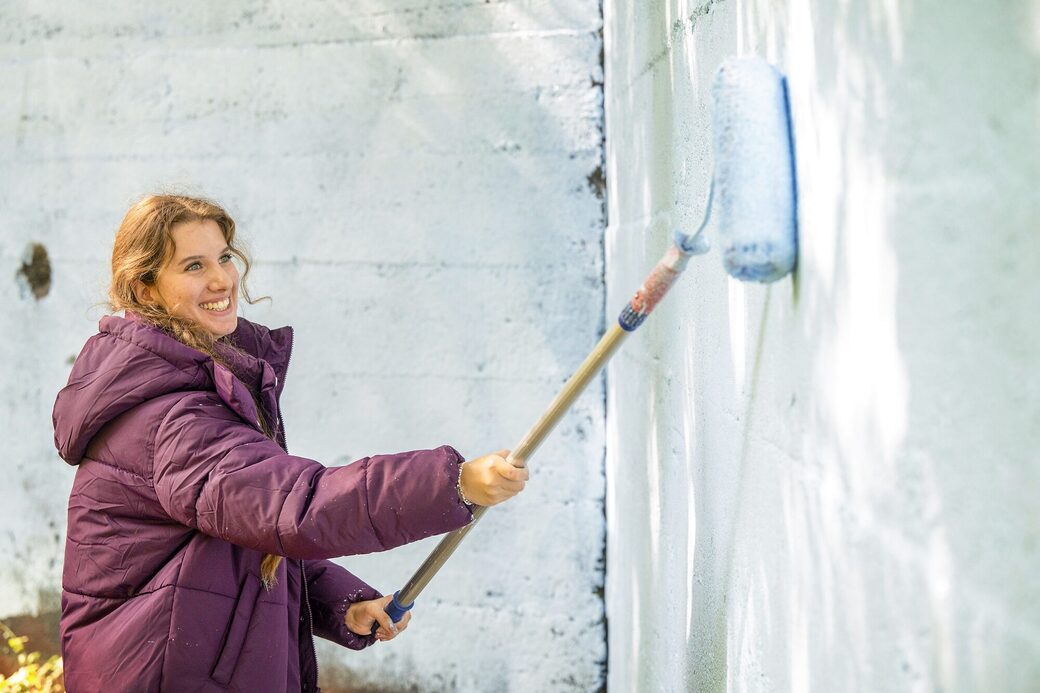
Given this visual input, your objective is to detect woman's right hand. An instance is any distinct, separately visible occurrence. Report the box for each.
[459,449,528,506]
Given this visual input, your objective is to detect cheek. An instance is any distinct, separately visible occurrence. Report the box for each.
[153,276,182,304]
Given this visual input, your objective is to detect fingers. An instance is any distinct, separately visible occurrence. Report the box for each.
[500,478,525,492]
[494,461,529,482]
[345,596,414,642]
[486,481,525,504]
[461,450,531,506]
[375,610,411,642]
[371,597,397,637]
[497,449,527,469]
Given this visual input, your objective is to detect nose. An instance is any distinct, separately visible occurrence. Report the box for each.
[207,263,234,292]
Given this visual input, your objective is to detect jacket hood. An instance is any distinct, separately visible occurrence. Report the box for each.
[53,314,292,465]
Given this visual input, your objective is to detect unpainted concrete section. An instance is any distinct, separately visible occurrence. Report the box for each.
[1,2,607,689]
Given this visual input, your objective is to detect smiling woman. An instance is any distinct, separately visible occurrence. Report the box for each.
[51,194,529,692]
[139,220,241,338]
[108,195,260,350]
[107,196,289,586]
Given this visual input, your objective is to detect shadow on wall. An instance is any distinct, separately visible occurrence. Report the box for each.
[605,2,740,690]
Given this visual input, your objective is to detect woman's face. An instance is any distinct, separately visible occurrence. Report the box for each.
[146,219,240,338]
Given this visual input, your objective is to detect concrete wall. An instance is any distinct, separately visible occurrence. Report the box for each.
[0,2,606,690]
[603,1,1039,691]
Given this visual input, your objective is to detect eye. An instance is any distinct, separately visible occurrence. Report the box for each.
[185,261,202,271]
[219,253,233,263]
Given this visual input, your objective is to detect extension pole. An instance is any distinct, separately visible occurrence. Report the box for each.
[396,323,627,605]
[381,229,709,623]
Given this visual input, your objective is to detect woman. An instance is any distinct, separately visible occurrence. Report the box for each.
[52,194,527,692]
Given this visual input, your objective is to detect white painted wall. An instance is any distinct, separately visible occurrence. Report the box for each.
[0,2,606,690]
[604,1,1039,691]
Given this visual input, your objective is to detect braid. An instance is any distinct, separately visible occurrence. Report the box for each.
[250,394,284,589]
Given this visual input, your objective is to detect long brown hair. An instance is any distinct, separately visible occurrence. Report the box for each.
[110,194,283,587]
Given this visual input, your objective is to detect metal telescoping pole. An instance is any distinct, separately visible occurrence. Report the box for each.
[381,233,704,622]
[394,323,628,607]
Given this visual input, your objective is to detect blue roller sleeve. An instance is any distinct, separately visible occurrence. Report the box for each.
[711,57,798,283]
[371,591,414,636]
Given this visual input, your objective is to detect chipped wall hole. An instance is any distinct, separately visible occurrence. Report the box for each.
[17,243,51,299]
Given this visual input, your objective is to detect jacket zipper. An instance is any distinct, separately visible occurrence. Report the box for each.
[300,559,319,692]
[276,327,294,452]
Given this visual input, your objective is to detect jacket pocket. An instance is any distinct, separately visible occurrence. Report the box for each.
[211,575,262,686]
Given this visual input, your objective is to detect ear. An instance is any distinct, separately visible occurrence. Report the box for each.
[132,279,156,305]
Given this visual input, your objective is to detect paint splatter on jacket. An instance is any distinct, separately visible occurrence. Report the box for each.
[52,314,472,691]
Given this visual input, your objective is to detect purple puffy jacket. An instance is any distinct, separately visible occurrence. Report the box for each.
[52,314,472,692]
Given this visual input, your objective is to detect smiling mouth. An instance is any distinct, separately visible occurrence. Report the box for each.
[199,297,231,312]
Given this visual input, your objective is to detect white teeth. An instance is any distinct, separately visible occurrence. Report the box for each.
[200,298,230,311]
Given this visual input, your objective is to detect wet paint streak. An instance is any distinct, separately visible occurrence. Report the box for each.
[618,244,692,331]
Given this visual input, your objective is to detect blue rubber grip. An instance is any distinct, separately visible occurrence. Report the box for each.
[372,591,414,635]
[618,303,646,331]
[385,592,413,622]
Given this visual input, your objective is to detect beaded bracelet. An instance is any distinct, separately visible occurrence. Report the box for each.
[456,464,474,506]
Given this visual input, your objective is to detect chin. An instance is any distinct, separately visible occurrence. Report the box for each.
[211,316,239,338]
[195,313,238,338]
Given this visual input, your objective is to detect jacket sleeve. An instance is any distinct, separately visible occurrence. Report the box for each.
[152,393,473,560]
[305,559,380,650]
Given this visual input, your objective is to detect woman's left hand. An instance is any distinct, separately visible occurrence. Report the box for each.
[345,595,411,642]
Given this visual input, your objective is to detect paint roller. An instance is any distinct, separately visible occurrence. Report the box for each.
[376,56,799,627]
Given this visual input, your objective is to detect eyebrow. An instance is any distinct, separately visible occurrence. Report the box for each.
[176,247,232,265]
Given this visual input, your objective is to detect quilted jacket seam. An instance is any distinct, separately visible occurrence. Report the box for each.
[361,458,389,551]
